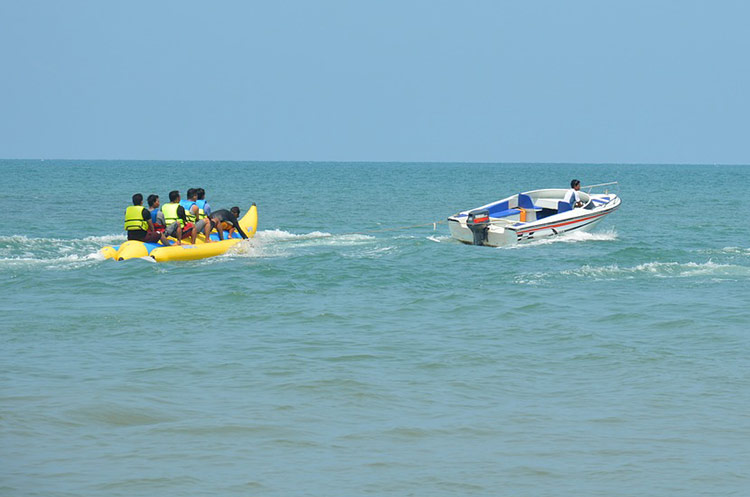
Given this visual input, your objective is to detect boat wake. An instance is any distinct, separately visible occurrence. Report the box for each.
[502,228,618,249]
[0,234,117,270]
[0,230,384,268]
[254,229,373,245]
[222,229,377,260]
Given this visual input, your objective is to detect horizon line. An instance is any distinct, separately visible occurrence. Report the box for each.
[1,157,748,167]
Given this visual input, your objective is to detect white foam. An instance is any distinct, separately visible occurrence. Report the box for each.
[255,229,373,247]
[217,229,379,260]
[342,245,397,259]
[222,239,267,259]
[516,259,750,285]
[82,234,126,244]
[0,233,113,270]
[563,260,748,279]
[500,229,618,249]
[700,246,750,256]
[254,229,333,242]
[427,235,451,243]
[0,251,105,269]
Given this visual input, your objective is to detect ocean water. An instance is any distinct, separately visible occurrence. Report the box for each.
[1,160,749,497]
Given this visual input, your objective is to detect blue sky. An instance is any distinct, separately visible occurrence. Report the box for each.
[1,0,748,163]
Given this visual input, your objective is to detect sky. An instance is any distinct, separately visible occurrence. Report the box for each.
[1,0,748,164]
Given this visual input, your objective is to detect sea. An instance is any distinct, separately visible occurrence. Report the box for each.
[1,160,748,497]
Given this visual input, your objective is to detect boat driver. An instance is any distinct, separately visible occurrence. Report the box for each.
[564,179,585,208]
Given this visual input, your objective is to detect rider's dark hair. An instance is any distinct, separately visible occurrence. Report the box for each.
[571,179,580,188]
[132,193,143,205]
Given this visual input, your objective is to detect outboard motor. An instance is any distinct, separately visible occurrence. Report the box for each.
[466,209,491,246]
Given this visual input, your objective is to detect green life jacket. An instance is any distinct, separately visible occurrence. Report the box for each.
[124,205,148,231]
[162,202,184,227]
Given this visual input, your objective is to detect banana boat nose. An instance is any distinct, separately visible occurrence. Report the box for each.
[116,240,150,260]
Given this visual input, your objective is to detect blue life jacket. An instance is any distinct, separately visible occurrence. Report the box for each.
[181,200,198,222]
[150,209,159,224]
[195,199,208,217]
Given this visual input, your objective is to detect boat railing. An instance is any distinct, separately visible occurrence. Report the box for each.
[582,181,618,194]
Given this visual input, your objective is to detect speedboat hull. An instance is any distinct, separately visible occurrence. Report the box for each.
[448,189,620,247]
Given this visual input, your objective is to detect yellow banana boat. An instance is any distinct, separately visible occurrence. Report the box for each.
[102,204,258,262]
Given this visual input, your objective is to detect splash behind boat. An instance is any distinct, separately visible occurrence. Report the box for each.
[101,204,258,262]
[448,183,620,247]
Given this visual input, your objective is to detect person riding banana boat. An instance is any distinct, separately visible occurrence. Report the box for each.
[124,193,171,246]
[180,188,214,243]
[146,194,166,231]
[107,191,258,262]
[160,190,209,245]
[208,207,248,240]
[195,187,211,219]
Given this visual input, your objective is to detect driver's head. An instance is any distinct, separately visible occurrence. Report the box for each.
[571,179,581,190]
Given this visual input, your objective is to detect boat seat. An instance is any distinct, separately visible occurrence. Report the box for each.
[490,208,521,219]
[487,201,520,218]
[557,200,573,213]
[487,200,510,215]
[518,193,542,211]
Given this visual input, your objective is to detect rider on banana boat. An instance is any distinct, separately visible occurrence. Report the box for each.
[196,188,212,219]
[124,193,170,245]
[147,194,166,231]
[208,207,248,240]
[178,188,213,244]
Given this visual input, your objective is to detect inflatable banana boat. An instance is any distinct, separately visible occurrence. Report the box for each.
[102,204,257,262]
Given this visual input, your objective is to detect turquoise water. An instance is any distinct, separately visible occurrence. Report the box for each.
[2,160,749,496]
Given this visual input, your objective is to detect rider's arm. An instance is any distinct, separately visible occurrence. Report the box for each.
[229,215,248,239]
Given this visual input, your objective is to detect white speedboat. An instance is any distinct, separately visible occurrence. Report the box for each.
[448,182,621,247]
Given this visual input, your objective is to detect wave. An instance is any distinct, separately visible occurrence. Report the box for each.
[517,259,750,284]
[566,260,750,279]
[698,246,750,256]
